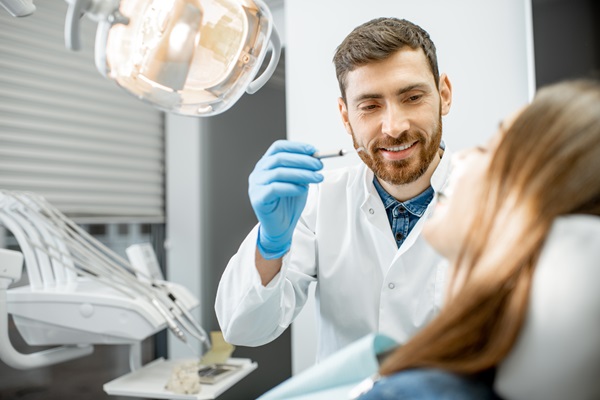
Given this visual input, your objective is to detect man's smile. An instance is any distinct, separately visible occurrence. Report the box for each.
[379,140,419,160]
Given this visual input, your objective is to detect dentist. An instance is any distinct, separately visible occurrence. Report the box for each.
[216,17,453,361]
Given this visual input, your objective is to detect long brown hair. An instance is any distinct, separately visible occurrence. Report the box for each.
[379,79,600,376]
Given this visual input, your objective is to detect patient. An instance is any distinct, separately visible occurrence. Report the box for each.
[359,78,600,399]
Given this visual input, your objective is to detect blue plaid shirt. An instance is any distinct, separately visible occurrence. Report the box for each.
[373,178,435,248]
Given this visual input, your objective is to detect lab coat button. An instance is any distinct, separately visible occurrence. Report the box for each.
[369,208,375,214]
[388,283,395,289]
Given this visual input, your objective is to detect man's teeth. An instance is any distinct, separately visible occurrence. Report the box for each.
[384,142,415,151]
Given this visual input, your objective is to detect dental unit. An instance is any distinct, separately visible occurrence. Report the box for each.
[0,190,209,372]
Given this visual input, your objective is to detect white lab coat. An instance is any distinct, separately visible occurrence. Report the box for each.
[215,151,452,361]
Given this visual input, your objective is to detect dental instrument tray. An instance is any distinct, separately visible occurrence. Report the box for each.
[104,357,258,399]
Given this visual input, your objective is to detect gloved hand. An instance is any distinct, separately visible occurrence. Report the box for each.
[249,140,324,259]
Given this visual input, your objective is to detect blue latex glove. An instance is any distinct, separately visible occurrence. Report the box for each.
[249,140,324,259]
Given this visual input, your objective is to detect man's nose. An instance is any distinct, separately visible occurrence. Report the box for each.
[381,103,410,138]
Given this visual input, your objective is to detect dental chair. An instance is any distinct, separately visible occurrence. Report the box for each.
[254,215,600,400]
[494,214,600,400]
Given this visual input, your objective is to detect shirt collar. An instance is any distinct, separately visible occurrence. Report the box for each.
[372,177,434,218]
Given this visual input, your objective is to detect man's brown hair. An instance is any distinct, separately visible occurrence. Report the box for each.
[333,17,440,101]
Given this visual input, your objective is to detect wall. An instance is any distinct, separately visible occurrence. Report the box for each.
[285,0,535,374]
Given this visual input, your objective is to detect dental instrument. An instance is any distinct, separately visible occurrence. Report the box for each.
[313,149,351,159]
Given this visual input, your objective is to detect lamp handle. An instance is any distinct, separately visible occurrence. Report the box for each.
[246,26,281,95]
[64,0,92,51]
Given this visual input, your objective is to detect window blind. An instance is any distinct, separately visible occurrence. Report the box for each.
[0,1,165,222]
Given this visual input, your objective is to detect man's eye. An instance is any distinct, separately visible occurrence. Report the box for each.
[360,104,378,111]
[407,95,422,102]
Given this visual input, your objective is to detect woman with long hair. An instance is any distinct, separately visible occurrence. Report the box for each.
[359,78,600,399]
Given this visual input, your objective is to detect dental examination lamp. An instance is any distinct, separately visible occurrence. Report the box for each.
[0,0,281,116]
[0,190,208,371]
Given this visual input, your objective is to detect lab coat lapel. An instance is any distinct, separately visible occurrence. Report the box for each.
[390,147,453,264]
[360,168,397,251]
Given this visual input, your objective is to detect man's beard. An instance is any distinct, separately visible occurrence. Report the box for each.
[352,115,442,185]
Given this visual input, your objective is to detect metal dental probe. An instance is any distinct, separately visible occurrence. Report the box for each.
[312,149,350,159]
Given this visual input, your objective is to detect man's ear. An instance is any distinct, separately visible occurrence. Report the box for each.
[439,73,453,116]
[338,97,352,135]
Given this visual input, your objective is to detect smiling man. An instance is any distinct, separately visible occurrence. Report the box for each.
[215,17,453,362]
